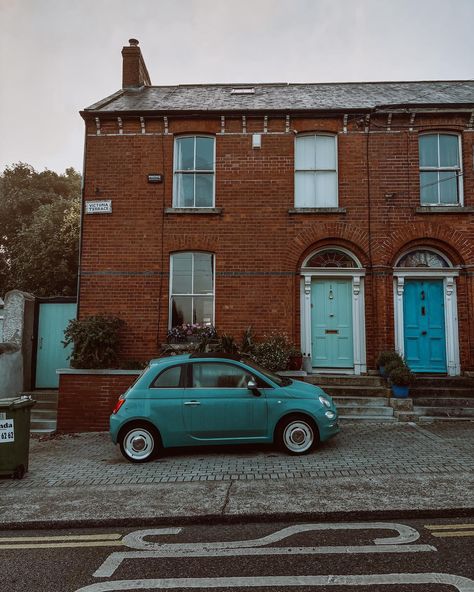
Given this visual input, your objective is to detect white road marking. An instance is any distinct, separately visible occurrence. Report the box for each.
[427,524,474,530]
[94,522,431,578]
[0,541,124,550]
[121,522,420,551]
[93,544,436,578]
[76,572,474,591]
[0,534,122,543]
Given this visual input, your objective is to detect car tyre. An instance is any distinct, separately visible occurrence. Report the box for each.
[119,422,161,463]
[276,414,318,455]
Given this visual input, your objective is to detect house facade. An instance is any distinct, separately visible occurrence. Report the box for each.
[78,39,474,376]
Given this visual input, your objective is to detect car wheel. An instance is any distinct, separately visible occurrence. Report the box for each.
[277,415,318,455]
[119,422,161,463]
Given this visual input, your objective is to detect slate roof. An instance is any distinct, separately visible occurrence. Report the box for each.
[85,80,474,114]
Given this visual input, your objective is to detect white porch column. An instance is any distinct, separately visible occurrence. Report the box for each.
[352,277,364,375]
[394,276,405,356]
[303,276,312,360]
[445,277,460,376]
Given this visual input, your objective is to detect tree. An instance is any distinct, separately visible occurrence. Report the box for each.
[0,163,81,297]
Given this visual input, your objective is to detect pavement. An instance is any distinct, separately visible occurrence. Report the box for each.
[1,421,473,529]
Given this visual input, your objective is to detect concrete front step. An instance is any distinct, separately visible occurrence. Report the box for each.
[413,406,474,418]
[339,415,397,422]
[412,397,474,408]
[30,418,57,431]
[412,377,474,389]
[320,385,390,398]
[337,405,394,417]
[332,396,389,407]
[305,375,385,387]
[412,387,474,398]
[25,390,58,434]
[417,416,474,423]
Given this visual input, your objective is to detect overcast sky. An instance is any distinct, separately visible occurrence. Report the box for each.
[1,0,473,174]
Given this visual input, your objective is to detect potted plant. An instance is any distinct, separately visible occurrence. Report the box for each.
[287,346,303,371]
[389,365,415,398]
[376,351,404,377]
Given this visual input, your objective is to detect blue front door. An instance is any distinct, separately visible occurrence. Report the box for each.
[311,279,353,368]
[36,303,77,388]
[403,280,447,373]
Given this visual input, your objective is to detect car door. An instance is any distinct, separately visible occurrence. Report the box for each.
[183,362,268,441]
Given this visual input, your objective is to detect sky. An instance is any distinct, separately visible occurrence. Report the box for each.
[0,0,473,174]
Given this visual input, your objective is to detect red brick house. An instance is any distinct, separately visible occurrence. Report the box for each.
[78,39,474,377]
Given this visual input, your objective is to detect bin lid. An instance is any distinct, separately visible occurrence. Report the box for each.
[0,396,36,410]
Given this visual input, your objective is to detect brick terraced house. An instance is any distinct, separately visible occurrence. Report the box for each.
[78,39,474,378]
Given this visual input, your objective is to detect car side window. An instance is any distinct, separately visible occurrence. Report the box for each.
[150,365,182,388]
[191,363,253,389]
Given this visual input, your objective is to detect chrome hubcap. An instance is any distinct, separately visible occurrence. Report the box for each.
[124,429,154,460]
[283,421,313,453]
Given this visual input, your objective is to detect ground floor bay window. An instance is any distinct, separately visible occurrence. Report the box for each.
[169,252,215,327]
[300,248,366,375]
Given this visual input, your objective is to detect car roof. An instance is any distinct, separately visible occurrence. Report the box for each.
[149,353,247,366]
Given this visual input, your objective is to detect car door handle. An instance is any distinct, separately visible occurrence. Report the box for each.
[184,401,201,406]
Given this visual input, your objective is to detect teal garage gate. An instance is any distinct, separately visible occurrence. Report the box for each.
[34,298,77,389]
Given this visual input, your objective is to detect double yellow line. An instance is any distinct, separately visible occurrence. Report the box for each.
[426,523,474,538]
[0,533,124,550]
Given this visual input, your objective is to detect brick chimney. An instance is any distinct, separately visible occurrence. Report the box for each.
[121,38,151,88]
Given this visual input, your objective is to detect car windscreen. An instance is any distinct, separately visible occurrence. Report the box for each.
[243,359,291,387]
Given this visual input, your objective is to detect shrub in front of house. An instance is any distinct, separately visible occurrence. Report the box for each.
[63,315,124,369]
[251,331,292,372]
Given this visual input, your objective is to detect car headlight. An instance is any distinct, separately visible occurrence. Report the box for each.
[325,410,336,419]
[318,395,332,408]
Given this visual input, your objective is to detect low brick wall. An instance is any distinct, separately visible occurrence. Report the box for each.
[57,370,140,432]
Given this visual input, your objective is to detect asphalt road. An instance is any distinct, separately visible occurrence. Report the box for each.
[2,517,473,591]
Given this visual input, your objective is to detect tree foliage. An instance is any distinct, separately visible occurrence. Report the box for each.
[0,163,81,297]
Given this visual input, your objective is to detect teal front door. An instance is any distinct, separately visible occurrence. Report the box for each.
[311,279,353,368]
[403,280,447,373]
[36,303,77,388]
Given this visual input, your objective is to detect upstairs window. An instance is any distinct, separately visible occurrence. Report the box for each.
[170,252,214,327]
[295,134,338,208]
[419,133,462,205]
[173,136,215,208]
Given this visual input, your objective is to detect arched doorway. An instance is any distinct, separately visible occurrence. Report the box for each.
[393,248,460,375]
[300,248,366,374]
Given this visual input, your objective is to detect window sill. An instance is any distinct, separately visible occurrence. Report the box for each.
[288,207,346,214]
[415,206,474,214]
[165,207,223,215]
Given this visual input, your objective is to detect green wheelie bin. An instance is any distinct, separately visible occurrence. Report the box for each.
[0,396,36,479]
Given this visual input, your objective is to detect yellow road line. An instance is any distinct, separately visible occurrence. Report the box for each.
[0,540,124,550]
[0,533,122,543]
[430,531,474,538]
[425,524,474,530]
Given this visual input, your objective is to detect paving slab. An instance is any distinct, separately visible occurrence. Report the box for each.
[0,422,473,528]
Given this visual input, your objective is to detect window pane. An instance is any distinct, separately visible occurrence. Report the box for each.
[176,137,195,170]
[172,253,192,294]
[295,136,316,170]
[295,171,316,207]
[315,136,336,170]
[314,172,337,207]
[171,296,192,325]
[195,174,213,207]
[439,135,459,167]
[176,173,194,207]
[419,135,438,167]
[193,253,213,294]
[439,171,458,204]
[195,137,214,171]
[192,363,251,388]
[420,172,439,204]
[194,296,214,325]
[152,365,182,388]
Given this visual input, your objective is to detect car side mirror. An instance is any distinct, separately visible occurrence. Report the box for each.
[247,379,261,396]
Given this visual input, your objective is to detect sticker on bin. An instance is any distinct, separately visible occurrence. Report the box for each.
[0,419,14,443]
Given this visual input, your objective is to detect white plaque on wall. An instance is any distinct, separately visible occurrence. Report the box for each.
[85,200,112,214]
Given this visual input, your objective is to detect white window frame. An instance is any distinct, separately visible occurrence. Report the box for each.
[418,132,463,206]
[173,135,216,208]
[169,252,215,328]
[294,133,338,208]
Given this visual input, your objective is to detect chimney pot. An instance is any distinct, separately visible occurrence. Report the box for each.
[129,38,139,46]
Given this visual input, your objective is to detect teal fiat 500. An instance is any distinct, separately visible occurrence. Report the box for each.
[110,353,339,463]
